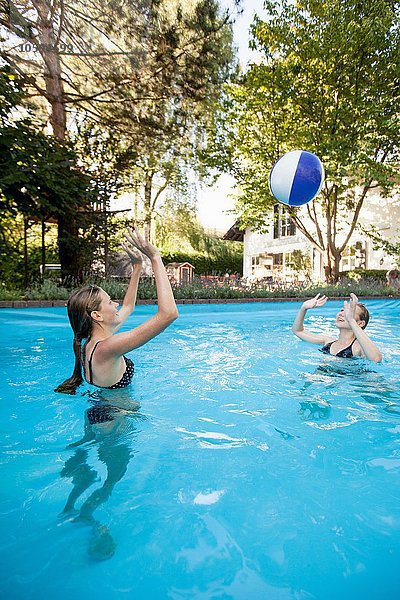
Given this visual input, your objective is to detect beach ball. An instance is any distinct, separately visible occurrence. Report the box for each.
[269,150,325,206]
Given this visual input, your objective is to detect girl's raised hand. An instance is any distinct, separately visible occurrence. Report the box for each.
[343,292,358,323]
[302,293,328,310]
[121,241,143,266]
[124,224,161,260]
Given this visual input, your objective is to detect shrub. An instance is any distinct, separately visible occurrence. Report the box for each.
[0,275,395,302]
[25,279,70,300]
[339,269,388,282]
[137,277,157,299]
[161,251,243,276]
[100,278,128,300]
[0,283,22,301]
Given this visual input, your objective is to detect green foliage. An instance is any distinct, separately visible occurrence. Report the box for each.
[0,122,94,221]
[79,0,237,232]
[137,278,157,300]
[0,284,22,301]
[0,69,101,282]
[1,3,238,280]
[0,69,95,222]
[0,67,24,120]
[156,205,243,274]
[0,274,393,302]
[24,280,70,300]
[0,208,62,287]
[210,0,400,279]
[162,251,242,275]
[339,269,388,282]
[290,250,312,277]
[99,278,129,300]
[0,212,24,284]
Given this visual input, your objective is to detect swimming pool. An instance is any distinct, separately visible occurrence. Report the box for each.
[1,300,399,599]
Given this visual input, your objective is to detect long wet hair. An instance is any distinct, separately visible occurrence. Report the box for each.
[356,303,370,329]
[55,285,103,394]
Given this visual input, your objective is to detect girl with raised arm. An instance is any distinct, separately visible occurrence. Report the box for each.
[55,225,178,394]
[292,292,382,363]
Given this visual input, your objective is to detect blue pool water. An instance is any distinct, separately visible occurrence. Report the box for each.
[1,300,400,599]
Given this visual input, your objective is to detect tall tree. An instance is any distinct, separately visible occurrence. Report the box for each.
[1,0,238,261]
[0,68,95,282]
[96,0,237,237]
[212,0,400,280]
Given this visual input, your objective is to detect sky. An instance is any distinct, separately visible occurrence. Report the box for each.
[197,0,269,232]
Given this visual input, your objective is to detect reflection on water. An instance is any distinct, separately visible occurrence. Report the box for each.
[59,391,144,561]
[299,398,331,420]
[298,356,400,426]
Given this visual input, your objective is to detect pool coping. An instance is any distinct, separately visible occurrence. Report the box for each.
[0,296,396,308]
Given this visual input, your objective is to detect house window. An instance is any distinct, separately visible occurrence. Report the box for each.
[341,242,366,271]
[273,253,283,266]
[354,241,366,269]
[285,252,295,269]
[251,255,260,274]
[273,204,296,239]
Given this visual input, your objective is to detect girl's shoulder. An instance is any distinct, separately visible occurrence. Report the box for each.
[352,339,363,357]
[322,335,336,345]
[90,337,122,362]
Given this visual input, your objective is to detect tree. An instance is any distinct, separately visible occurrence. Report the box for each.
[72,121,134,276]
[95,0,237,237]
[212,0,400,280]
[0,68,96,282]
[155,202,243,275]
[1,0,239,257]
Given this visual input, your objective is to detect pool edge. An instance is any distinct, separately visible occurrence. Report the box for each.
[0,296,397,309]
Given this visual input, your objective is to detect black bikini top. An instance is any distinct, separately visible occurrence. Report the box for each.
[320,339,356,358]
[82,340,134,389]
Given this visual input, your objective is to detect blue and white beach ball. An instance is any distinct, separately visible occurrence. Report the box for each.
[269,150,325,206]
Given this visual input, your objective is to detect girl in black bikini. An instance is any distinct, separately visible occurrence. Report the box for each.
[292,292,382,363]
[55,224,178,394]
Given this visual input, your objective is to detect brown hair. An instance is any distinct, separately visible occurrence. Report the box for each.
[357,303,369,329]
[55,285,103,394]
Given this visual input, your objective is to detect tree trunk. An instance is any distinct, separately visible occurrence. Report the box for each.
[104,202,108,278]
[23,217,29,288]
[35,0,66,140]
[332,254,341,282]
[41,217,46,279]
[133,180,139,221]
[34,0,79,281]
[57,213,81,283]
[144,171,154,242]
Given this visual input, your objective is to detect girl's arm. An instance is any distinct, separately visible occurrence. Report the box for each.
[100,227,178,358]
[292,294,333,345]
[347,320,382,362]
[344,295,382,362]
[116,264,142,328]
[115,241,143,327]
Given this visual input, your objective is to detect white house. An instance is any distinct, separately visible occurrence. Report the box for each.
[224,191,400,282]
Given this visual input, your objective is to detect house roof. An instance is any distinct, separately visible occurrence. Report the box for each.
[223,221,244,241]
[166,262,195,269]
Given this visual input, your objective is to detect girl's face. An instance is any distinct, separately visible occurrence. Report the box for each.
[335,308,349,329]
[96,289,120,326]
[335,307,364,330]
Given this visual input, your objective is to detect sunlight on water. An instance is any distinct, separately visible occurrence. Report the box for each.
[0,300,399,599]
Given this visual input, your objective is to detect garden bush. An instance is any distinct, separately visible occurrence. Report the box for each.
[339,269,388,282]
[24,279,70,300]
[0,275,396,302]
